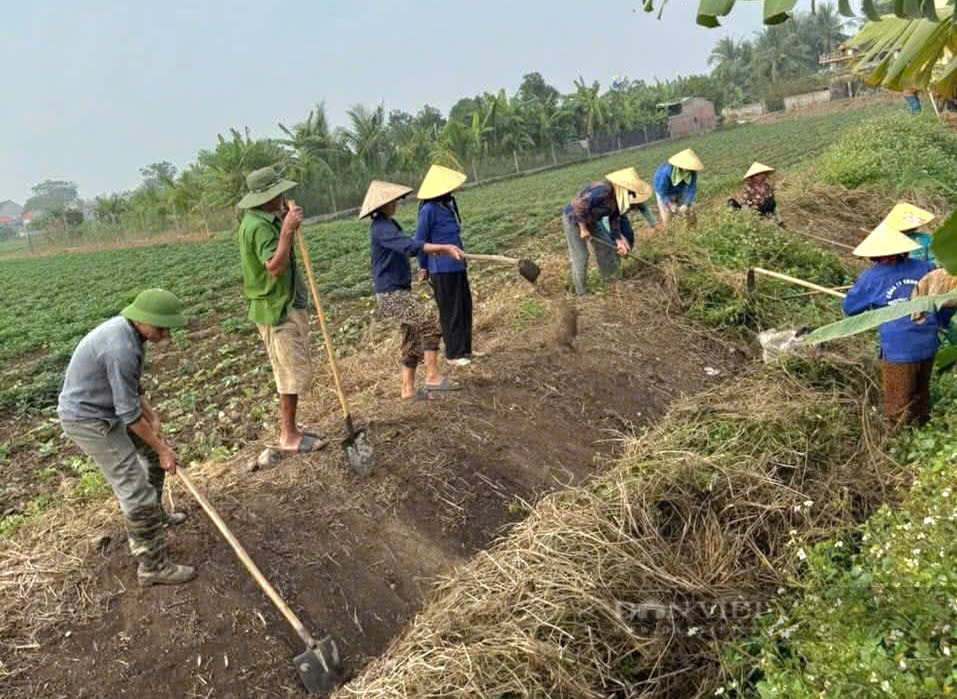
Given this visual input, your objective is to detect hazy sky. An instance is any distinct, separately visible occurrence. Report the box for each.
[0,0,765,205]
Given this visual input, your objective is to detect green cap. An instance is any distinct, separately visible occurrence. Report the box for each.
[237,167,298,209]
[121,289,187,328]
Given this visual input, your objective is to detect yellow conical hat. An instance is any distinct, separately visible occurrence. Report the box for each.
[744,162,775,179]
[881,202,935,232]
[668,148,704,172]
[852,222,922,258]
[358,180,412,219]
[605,167,652,203]
[417,165,467,200]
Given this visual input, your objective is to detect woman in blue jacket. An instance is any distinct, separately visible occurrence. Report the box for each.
[361,180,465,399]
[415,165,475,366]
[843,222,950,427]
[652,149,703,227]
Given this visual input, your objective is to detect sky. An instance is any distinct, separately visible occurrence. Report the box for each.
[0,0,766,205]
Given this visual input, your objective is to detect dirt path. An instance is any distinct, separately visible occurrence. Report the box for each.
[4,270,744,698]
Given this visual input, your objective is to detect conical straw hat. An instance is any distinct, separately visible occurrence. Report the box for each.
[881,202,935,232]
[668,148,704,172]
[743,162,775,179]
[358,181,413,219]
[852,222,922,258]
[605,167,652,203]
[417,165,468,200]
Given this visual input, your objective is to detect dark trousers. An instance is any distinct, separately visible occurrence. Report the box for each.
[432,271,473,359]
[881,358,934,428]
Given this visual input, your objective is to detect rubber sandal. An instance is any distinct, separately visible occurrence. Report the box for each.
[425,378,463,392]
[270,434,329,453]
[403,388,437,402]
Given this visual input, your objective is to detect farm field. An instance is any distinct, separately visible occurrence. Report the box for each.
[1,99,926,697]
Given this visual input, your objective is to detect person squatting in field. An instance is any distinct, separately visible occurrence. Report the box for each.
[561,167,653,296]
[415,165,477,367]
[236,167,326,454]
[728,162,776,217]
[842,222,953,428]
[652,148,703,227]
[361,180,466,400]
[58,289,196,586]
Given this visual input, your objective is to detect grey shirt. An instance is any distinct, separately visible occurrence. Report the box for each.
[57,316,145,425]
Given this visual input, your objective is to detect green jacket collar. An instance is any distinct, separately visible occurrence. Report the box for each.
[245,208,278,224]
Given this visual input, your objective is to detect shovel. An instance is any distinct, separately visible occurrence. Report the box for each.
[176,469,343,694]
[462,252,541,284]
[290,202,374,475]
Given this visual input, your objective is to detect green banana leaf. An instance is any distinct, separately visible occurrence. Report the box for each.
[804,294,957,344]
[932,211,957,276]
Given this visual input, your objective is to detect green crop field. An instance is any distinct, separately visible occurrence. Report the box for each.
[0,103,892,418]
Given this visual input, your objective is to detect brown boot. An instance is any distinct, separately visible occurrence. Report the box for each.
[127,504,197,587]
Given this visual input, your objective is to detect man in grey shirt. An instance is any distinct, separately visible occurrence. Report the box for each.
[58,288,195,586]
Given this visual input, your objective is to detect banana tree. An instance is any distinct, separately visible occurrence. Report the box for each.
[642,1,954,28]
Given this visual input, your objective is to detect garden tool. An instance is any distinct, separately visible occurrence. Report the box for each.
[587,234,658,272]
[290,200,374,475]
[461,252,541,284]
[176,469,343,694]
[746,267,847,299]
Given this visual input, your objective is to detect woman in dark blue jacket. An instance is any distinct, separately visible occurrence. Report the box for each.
[415,165,474,366]
[361,180,464,400]
[843,222,950,427]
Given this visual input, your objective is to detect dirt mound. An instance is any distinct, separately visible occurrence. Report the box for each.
[1,266,744,698]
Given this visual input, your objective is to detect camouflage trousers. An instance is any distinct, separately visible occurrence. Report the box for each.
[60,418,175,573]
[376,290,441,368]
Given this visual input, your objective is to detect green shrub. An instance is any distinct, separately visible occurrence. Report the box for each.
[730,370,957,698]
[820,113,957,198]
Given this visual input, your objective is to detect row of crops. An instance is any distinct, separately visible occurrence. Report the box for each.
[0,103,894,414]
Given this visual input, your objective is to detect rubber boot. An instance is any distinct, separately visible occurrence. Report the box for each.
[126,504,196,586]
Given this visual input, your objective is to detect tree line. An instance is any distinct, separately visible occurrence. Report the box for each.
[20,4,849,242]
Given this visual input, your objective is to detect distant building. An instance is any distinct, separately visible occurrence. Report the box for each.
[656,97,716,139]
[0,200,23,226]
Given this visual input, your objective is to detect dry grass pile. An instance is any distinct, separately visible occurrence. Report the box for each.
[340,362,907,698]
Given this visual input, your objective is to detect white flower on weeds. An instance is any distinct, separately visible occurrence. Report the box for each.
[899,659,907,670]
[944,646,951,657]
[924,516,936,525]
[912,548,922,556]
[789,529,798,536]
[882,680,891,692]
[835,541,844,548]
[804,500,814,508]
[687,627,700,637]
[797,548,807,561]
[942,489,951,498]
[715,688,724,696]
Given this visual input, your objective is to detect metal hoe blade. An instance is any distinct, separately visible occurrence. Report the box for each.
[343,428,374,476]
[294,635,344,694]
[518,259,541,284]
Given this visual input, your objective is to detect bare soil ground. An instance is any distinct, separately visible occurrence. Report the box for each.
[1,260,744,698]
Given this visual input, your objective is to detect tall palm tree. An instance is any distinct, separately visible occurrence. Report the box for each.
[753,24,813,83]
[277,103,340,183]
[341,103,393,174]
[568,77,606,137]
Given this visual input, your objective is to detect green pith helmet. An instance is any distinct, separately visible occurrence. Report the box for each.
[121,289,187,328]
[237,167,298,209]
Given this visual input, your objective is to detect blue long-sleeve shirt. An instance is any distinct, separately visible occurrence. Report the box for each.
[369,213,424,294]
[415,201,466,275]
[563,182,653,244]
[653,162,698,206]
[842,258,947,363]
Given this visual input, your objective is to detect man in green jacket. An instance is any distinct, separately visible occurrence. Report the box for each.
[237,167,325,453]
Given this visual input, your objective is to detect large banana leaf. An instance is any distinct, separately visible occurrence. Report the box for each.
[847,4,957,92]
[803,294,955,344]
[806,211,957,345]
[642,1,955,28]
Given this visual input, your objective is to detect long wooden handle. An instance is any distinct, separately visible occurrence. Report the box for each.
[751,267,847,298]
[462,253,519,265]
[176,469,315,647]
[288,203,350,421]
